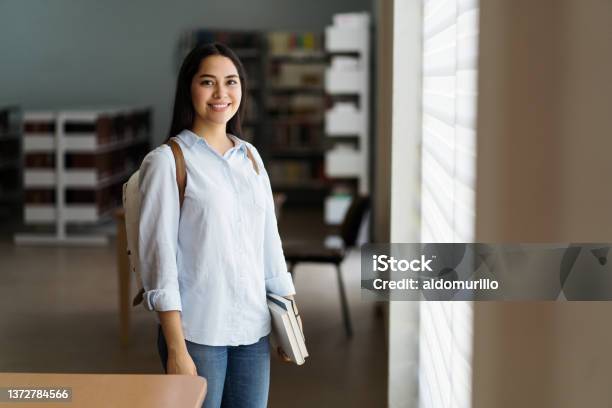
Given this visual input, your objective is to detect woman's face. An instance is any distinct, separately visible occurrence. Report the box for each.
[191,55,242,126]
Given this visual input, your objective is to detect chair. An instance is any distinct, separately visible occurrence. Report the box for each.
[283,196,370,338]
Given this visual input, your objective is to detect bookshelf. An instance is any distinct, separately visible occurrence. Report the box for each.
[323,12,371,225]
[0,106,23,221]
[264,31,329,206]
[15,108,151,245]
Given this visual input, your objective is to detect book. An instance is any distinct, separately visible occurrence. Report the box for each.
[268,302,305,365]
[267,294,308,358]
[267,294,308,365]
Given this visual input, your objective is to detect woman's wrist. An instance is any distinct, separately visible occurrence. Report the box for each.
[168,342,188,356]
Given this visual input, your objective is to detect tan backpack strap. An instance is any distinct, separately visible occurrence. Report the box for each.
[246,146,259,175]
[166,138,187,208]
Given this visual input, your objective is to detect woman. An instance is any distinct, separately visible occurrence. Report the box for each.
[138,43,301,408]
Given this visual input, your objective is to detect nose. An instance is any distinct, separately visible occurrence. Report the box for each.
[212,83,228,99]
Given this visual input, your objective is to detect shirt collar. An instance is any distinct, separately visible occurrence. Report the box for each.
[176,129,247,153]
[176,129,199,149]
[228,133,248,154]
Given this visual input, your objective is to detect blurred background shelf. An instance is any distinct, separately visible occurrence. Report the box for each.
[14,108,151,245]
[323,12,370,226]
[265,31,327,207]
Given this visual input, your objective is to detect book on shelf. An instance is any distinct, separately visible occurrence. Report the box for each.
[268,160,313,183]
[267,32,323,57]
[266,94,326,116]
[270,62,326,89]
[267,293,308,365]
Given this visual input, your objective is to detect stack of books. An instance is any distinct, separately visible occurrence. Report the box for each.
[267,294,309,365]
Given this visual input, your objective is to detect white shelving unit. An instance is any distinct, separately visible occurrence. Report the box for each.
[15,108,150,245]
[323,12,370,225]
[325,102,362,135]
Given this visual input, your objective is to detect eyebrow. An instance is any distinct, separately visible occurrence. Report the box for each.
[198,74,239,79]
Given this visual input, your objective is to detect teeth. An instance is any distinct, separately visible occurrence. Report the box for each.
[211,104,229,108]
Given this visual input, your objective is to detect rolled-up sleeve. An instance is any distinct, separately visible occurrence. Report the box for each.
[252,147,296,297]
[138,146,182,312]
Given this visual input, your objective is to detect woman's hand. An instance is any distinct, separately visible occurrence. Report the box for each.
[157,311,196,375]
[270,331,292,362]
[166,348,198,375]
[277,347,292,362]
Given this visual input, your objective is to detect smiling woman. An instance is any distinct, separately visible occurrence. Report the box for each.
[136,43,303,408]
[167,43,248,148]
[190,56,242,151]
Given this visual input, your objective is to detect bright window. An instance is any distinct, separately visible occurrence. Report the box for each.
[419,0,479,407]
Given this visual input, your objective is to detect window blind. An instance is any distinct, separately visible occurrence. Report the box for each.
[420,0,479,407]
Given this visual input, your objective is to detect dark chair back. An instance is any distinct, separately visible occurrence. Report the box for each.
[340,196,370,248]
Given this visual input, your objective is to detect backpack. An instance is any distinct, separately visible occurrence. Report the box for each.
[123,136,260,307]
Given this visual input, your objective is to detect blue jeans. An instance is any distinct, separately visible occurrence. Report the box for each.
[157,325,270,408]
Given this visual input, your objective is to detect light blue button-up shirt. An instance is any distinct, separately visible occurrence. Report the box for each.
[138,129,296,346]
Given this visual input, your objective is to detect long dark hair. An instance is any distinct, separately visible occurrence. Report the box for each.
[167,42,247,141]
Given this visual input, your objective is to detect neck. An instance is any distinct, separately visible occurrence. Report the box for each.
[192,118,227,144]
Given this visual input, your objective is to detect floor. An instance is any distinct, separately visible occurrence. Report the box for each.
[0,208,387,407]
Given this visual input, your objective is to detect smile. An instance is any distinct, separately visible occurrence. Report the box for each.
[208,103,231,112]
